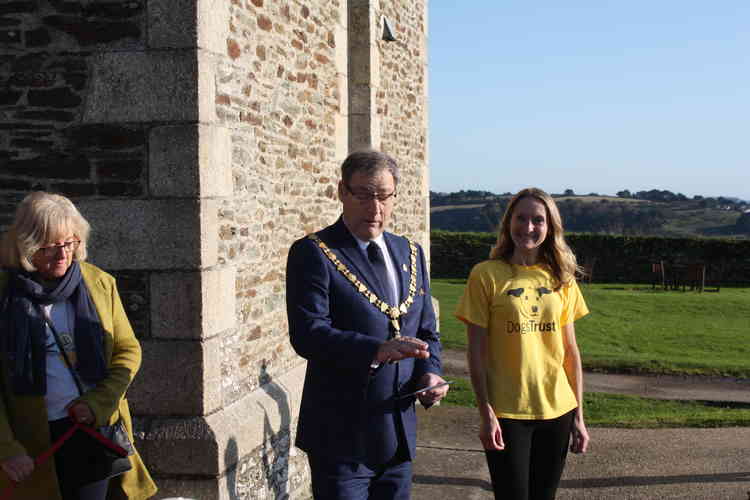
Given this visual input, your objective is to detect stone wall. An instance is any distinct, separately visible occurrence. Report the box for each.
[348,0,430,252]
[377,0,429,251]
[0,1,149,232]
[215,0,345,414]
[0,0,429,498]
[0,5,156,353]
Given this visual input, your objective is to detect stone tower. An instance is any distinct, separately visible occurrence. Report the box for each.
[0,0,429,497]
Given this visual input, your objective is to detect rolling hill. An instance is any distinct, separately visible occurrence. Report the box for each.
[430,193,749,239]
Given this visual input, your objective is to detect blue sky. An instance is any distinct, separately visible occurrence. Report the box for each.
[428,2,749,201]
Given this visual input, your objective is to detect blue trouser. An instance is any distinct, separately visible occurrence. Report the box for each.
[308,454,413,500]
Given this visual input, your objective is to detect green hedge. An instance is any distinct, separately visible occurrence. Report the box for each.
[430,230,750,284]
[430,231,496,280]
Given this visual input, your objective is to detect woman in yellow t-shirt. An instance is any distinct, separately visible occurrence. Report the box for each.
[455,187,590,500]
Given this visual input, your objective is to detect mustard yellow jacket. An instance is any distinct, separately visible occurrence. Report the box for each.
[0,262,157,500]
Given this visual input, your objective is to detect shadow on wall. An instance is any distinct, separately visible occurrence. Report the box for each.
[224,438,239,499]
[224,362,291,499]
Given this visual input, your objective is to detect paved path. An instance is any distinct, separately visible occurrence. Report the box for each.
[442,348,750,404]
[411,349,750,499]
[585,371,750,404]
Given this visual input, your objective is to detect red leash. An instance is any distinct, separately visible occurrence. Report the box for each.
[0,420,128,500]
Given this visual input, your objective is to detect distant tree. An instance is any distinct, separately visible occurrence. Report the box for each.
[735,212,750,233]
[616,190,631,198]
[588,192,599,196]
[634,189,678,202]
[431,189,500,205]
[717,196,734,206]
[563,189,575,196]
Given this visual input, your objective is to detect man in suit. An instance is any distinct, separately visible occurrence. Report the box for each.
[286,150,448,499]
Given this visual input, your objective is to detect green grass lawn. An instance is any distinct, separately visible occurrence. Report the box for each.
[431,279,468,350]
[431,279,750,378]
[443,377,750,427]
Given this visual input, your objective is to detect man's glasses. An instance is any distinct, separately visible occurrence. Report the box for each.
[36,240,80,257]
[345,184,397,203]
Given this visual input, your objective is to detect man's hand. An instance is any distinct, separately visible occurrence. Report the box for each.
[1,454,34,483]
[68,400,95,426]
[374,337,430,364]
[416,372,449,408]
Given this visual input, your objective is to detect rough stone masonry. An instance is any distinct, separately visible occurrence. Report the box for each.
[0,0,429,498]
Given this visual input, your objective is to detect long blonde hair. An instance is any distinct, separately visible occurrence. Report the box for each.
[489,187,580,287]
[0,191,90,272]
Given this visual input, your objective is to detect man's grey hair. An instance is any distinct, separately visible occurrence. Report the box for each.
[341,150,400,187]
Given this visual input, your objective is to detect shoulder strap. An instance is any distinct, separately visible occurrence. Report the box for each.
[34,303,84,395]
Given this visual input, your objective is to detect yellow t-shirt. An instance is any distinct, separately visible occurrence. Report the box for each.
[455,260,589,420]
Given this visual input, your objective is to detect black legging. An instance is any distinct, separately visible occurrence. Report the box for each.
[49,418,109,500]
[484,409,575,500]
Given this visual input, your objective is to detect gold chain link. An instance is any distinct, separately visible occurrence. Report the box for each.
[308,234,418,337]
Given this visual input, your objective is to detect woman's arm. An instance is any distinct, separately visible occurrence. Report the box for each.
[79,279,141,427]
[0,390,34,482]
[466,323,504,450]
[0,276,34,481]
[562,322,589,453]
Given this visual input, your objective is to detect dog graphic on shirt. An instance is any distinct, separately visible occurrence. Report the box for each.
[506,286,556,334]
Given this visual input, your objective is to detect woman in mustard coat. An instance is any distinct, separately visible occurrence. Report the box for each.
[0,192,157,500]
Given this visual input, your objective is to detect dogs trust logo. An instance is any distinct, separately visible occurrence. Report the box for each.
[506,286,557,334]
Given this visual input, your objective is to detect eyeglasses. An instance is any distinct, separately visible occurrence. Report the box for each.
[36,240,80,257]
[344,184,397,203]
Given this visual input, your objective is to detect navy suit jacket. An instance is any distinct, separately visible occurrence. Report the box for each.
[286,218,442,465]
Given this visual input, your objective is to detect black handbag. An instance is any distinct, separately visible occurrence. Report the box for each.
[81,418,134,482]
[37,305,134,483]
